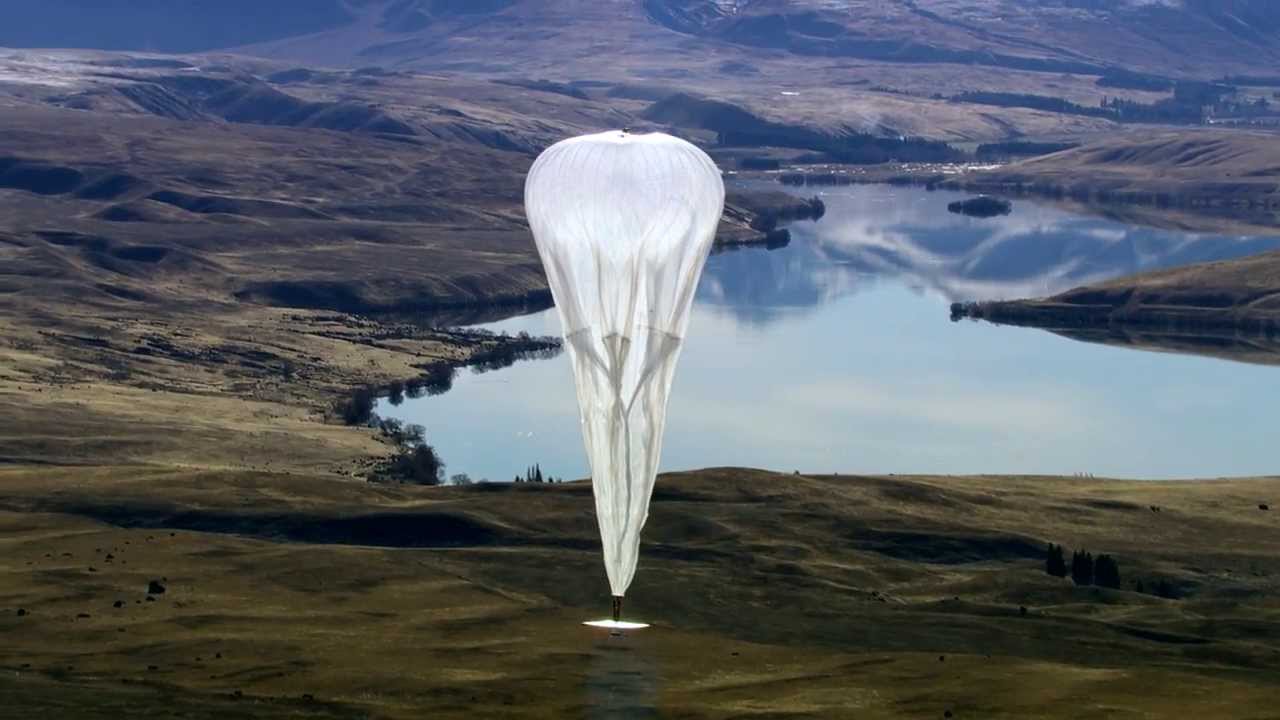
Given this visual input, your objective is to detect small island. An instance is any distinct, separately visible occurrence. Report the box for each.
[947,195,1013,218]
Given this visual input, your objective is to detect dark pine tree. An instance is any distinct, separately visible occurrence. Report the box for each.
[1046,543,1068,578]
[391,444,443,485]
[1095,555,1121,589]
[534,464,544,483]
[1071,550,1095,586]
[339,386,376,426]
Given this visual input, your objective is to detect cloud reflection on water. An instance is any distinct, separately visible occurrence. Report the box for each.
[379,186,1280,481]
[699,184,1280,326]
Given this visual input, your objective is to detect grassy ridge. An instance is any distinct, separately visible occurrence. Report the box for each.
[1,465,1278,718]
[961,131,1280,214]
[953,247,1280,364]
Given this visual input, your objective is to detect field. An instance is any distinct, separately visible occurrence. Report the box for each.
[958,130,1280,219]
[2,465,1279,719]
[4,4,1280,716]
[0,77,805,477]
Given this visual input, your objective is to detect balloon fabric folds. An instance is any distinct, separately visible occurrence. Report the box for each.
[524,130,725,601]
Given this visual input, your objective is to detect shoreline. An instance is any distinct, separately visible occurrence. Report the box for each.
[0,184,824,477]
[765,140,1280,236]
[951,298,1280,336]
[3,121,1277,480]
[949,244,1280,366]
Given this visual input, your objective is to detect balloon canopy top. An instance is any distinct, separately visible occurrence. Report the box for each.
[577,128,682,144]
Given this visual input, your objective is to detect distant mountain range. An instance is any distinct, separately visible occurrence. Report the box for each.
[0,1,355,53]
[2,1,1279,76]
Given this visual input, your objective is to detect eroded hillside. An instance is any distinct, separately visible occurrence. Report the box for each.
[6,1,1279,77]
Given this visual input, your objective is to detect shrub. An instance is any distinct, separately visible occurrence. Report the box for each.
[1045,543,1068,578]
[975,141,1078,160]
[739,156,780,171]
[390,444,444,485]
[1094,554,1121,589]
[387,381,405,406]
[1071,550,1095,586]
[337,386,376,426]
[377,418,425,449]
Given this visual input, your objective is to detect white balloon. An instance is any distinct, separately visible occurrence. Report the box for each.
[524,130,725,598]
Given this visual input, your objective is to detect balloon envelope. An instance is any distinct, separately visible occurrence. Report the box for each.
[524,130,725,597]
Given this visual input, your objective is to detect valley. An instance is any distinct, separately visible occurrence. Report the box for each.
[2,2,1280,717]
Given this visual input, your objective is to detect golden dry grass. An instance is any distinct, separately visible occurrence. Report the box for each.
[966,130,1280,213]
[2,465,1278,718]
[1,34,1279,720]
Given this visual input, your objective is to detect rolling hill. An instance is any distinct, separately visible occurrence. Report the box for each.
[2,5,1280,718]
[955,130,1280,222]
[2,464,1279,719]
[0,0,356,53]
[2,1,1279,78]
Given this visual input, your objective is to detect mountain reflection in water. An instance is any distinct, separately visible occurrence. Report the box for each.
[379,185,1280,481]
[700,183,1280,326]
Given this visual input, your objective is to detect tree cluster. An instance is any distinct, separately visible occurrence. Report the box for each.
[1045,544,1122,590]
[1045,543,1067,578]
[748,196,826,232]
[714,126,963,165]
[1095,555,1121,589]
[1096,70,1173,92]
[1042,541,1198,598]
[1221,74,1280,87]
[955,82,1266,128]
[975,141,1078,161]
[468,335,562,375]
[778,172,855,186]
[386,444,445,485]
[952,91,1114,119]
[514,463,561,484]
[738,156,780,171]
[1071,549,1095,586]
[1101,81,1246,124]
[375,417,424,448]
[368,416,445,486]
[336,386,377,426]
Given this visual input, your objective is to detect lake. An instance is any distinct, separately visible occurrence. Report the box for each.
[379,183,1280,481]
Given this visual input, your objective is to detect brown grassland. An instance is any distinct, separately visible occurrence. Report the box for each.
[2,465,1279,719]
[962,131,1280,219]
[3,21,1280,716]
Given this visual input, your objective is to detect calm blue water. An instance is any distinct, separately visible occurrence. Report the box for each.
[380,184,1280,481]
